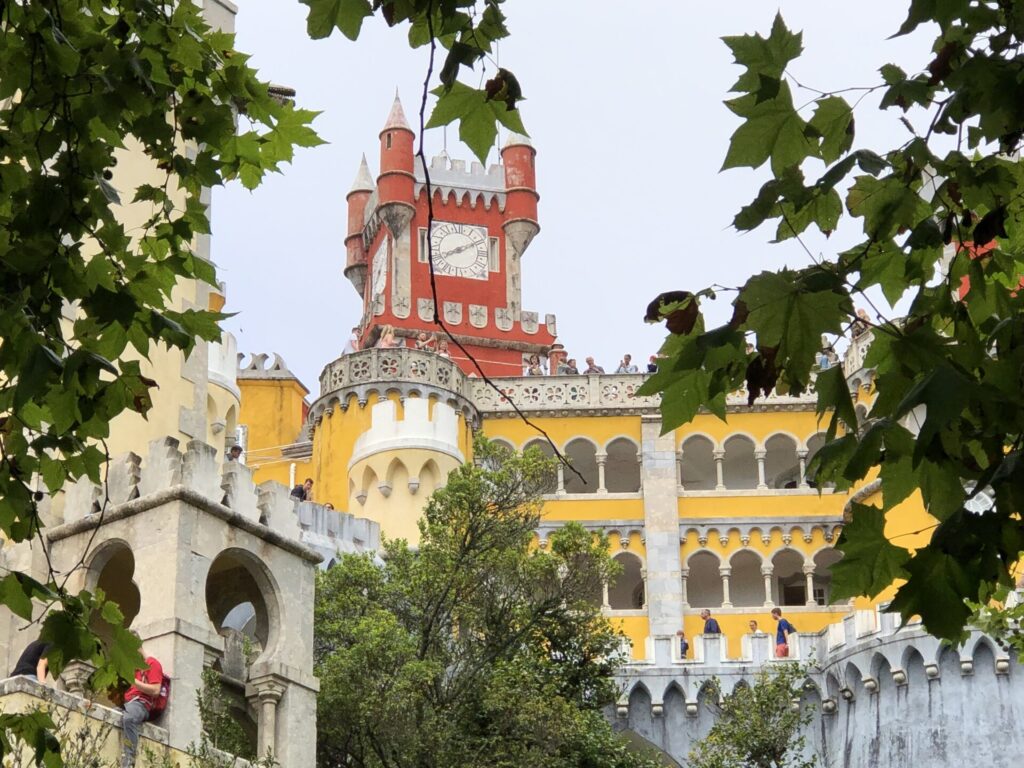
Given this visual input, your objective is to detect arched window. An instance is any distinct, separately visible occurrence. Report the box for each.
[804,432,831,488]
[687,551,723,608]
[680,435,715,490]
[812,547,843,605]
[729,550,765,607]
[523,438,558,494]
[608,552,644,610]
[771,549,806,606]
[564,438,599,494]
[764,434,799,489]
[206,548,279,652]
[605,438,640,492]
[723,435,757,489]
[88,541,140,630]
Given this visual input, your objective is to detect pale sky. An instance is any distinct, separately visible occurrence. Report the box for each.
[211,2,931,390]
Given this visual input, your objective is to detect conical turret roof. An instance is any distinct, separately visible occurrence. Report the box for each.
[383,91,412,133]
[349,154,375,194]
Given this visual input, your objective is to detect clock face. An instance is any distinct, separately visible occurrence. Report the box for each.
[429,221,489,279]
[371,237,388,298]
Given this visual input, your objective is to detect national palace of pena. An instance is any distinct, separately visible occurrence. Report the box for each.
[0,51,1019,764]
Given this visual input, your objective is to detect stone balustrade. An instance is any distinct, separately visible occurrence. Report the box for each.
[843,328,874,376]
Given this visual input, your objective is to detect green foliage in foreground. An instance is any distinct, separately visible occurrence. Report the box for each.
[689,664,817,768]
[1,0,321,763]
[314,439,661,768]
[640,4,1024,644]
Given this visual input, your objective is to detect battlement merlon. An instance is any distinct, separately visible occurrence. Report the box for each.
[50,436,378,563]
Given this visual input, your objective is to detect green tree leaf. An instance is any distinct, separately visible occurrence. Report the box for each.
[830,504,909,600]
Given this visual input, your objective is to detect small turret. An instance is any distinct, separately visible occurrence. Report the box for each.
[376,92,416,237]
[501,132,540,260]
[345,155,375,295]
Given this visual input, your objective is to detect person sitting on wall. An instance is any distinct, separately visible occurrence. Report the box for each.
[700,609,721,634]
[290,477,313,502]
[10,637,51,682]
[120,646,164,768]
[615,354,639,374]
[583,356,604,374]
[771,607,797,657]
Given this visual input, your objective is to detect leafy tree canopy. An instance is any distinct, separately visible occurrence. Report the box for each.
[640,4,1024,644]
[688,664,817,768]
[314,439,660,768]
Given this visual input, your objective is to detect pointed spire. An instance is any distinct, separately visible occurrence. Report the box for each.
[349,154,375,194]
[383,90,412,133]
[503,132,533,150]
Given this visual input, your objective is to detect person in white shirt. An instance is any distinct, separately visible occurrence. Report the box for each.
[615,354,639,373]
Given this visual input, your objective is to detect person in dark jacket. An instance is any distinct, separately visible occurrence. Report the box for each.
[10,638,51,681]
[700,609,721,634]
[290,477,313,501]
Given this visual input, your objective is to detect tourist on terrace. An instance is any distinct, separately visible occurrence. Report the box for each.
[700,609,721,634]
[616,354,639,374]
[226,445,243,463]
[583,356,604,374]
[10,637,51,682]
[525,353,545,376]
[377,325,399,349]
[647,355,659,373]
[414,331,436,351]
[120,646,164,768]
[437,338,451,359]
[676,629,689,659]
[749,619,765,635]
[342,326,360,355]
[291,477,313,502]
[564,358,579,375]
[771,607,796,657]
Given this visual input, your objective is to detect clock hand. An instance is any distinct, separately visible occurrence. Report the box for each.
[444,240,480,256]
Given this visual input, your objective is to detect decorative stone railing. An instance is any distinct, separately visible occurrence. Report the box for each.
[311,350,820,424]
[471,374,818,416]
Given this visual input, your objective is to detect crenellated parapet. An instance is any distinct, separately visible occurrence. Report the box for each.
[612,603,1022,767]
[54,435,378,562]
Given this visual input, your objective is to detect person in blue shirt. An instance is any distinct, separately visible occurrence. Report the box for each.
[699,609,721,634]
[771,607,796,657]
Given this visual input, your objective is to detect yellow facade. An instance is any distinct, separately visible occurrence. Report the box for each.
[237,338,907,662]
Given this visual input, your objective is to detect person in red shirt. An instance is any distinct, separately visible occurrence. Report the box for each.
[120,651,163,768]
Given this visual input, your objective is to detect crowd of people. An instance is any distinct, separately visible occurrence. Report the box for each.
[524,353,660,376]
[675,607,797,660]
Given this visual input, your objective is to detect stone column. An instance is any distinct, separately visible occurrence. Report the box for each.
[676,450,684,491]
[803,563,817,606]
[720,566,733,608]
[680,568,689,608]
[762,565,775,608]
[713,449,726,490]
[249,679,286,759]
[640,569,649,609]
[602,580,610,610]
[797,450,809,489]
[596,452,608,494]
[556,464,565,495]
[639,415,685,661]
[755,449,768,489]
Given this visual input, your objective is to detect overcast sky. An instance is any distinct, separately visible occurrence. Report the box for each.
[211,1,931,389]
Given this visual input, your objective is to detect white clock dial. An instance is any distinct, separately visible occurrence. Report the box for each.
[429,221,489,280]
[371,237,388,298]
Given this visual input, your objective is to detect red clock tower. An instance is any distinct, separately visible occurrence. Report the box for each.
[344,94,557,377]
